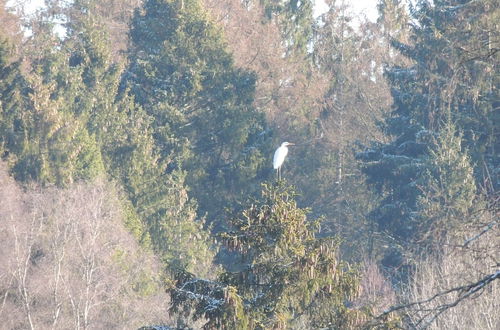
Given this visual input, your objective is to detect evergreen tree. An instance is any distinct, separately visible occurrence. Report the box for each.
[0,34,24,159]
[390,0,498,179]
[170,183,371,329]
[416,122,477,247]
[14,66,105,185]
[1,22,105,185]
[259,0,314,56]
[62,0,215,274]
[123,0,271,225]
[0,1,214,275]
[358,0,498,266]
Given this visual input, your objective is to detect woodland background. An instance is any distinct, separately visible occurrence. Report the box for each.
[0,0,498,329]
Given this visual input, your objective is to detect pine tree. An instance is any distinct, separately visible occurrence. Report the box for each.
[12,65,105,185]
[1,21,105,185]
[389,0,498,176]
[259,0,314,56]
[62,0,216,274]
[0,34,24,159]
[416,122,477,247]
[358,0,497,266]
[170,183,371,329]
[123,0,271,224]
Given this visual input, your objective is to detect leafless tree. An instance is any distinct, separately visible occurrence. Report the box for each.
[0,162,172,329]
[368,203,499,329]
[203,0,326,137]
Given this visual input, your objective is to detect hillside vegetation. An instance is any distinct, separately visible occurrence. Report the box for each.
[0,0,498,328]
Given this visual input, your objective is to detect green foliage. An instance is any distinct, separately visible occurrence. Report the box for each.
[260,0,314,56]
[359,0,497,266]
[0,18,106,185]
[61,1,216,276]
[416,123,478,245]
[9,70,105,185]
[124,0,272,224]
[61,3,161,249]
[0,1,216,278]
[1,1,497,327]
[170,182,367,329]
[112,248,162,297]
[0,34,23,158]
[390,0,498,172]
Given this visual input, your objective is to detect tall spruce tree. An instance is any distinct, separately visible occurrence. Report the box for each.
[61,0,215,274]
[358,0,498,266]
[1,20,105,185]
[416,122,477,247]
[0,34,24,159]
[170,183,380,329]
[123,0,271,225]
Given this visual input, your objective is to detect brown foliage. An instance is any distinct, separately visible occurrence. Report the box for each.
[403,226,499,330]
[0,0,22,44]
[370,207,500,329]
[0,162,171,329]
[203,0,326,136]
[355,259,397,316]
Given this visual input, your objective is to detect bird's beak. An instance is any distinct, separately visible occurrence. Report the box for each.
[289,143,295,146]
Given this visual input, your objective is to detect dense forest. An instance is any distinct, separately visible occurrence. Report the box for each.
[0,0,498,329]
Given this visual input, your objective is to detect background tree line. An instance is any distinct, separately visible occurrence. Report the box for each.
[0,0,498,328]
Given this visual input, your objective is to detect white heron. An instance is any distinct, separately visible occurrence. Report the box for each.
[273,142,294,179]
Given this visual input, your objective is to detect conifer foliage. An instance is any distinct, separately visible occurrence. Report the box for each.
[358,0,498,265]
[415,123,478,246]
[1,24,105,185]
[170,183,365,329]
[1,0,497,328]
[0,34,23,159]
[123,0,272,223]
[0,0,215,275]
[260,0,315,56]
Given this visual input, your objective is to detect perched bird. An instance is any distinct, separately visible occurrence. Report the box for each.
[273,142,294,179]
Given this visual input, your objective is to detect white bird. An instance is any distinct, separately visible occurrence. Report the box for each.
[273,142,294,179]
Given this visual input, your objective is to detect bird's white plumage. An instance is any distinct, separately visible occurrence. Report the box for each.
[273,142,294,181]
[273,143,290,169]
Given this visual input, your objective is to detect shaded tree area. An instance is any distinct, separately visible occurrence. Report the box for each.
[358,0,499,266]
[0,0,215,276]
[122,0,273,227]
[203,1,396,262]
[1,0,498,328]
[357,0,499,327]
